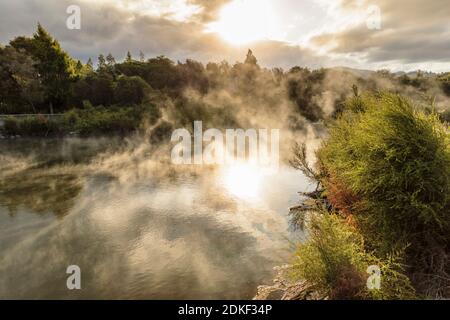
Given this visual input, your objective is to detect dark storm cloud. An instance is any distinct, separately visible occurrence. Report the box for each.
[313,0,450,64]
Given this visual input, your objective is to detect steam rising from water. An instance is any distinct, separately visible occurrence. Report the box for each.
[0,137,313,299]
[2,63,444,298]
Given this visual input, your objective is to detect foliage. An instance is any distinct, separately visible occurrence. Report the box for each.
[287,67,326,122]
[114,75,150,106]
[439,108,450,123]
[63,102,160,136]
[168,94,238,129]
[70,72,115,107]
[11,23,78,112]
[439,73,450,96]
[0,46,44,113]
[290,142,321,182]
[1,102,160,137]
[292,213,416,299]
[399,73,427,89]
[2,115,63,136]
[303,92,450,298]
[318,93,450,251]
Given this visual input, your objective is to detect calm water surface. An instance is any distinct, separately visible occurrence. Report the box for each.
[0,138,311,299]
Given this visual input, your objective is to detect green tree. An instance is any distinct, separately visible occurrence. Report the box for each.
[29,23,77,112]
[113,75,150,106]
[105,53,117,78]
[84,58,94,74]
[106,53,116,67]
[177,59,209,94]
[143,56,181,92]
[244,49,258,66]
[126,51,132,63]
[97,54,106,71]
[0,46,44,113]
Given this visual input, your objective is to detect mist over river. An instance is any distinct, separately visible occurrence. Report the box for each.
[0,137,312,299]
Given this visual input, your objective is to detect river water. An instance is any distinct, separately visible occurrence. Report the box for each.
[0,137,311,299]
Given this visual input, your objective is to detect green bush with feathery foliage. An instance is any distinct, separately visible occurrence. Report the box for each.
[318,93,450,252]
[292,213,416,299]
[292,91,450,298]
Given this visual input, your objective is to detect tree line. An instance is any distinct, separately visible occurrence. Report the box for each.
[1,24,449,136]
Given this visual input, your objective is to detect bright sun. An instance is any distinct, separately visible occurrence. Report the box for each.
[221,163,263,200]
[207,0,272,46]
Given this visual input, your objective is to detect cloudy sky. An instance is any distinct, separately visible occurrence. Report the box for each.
[1,0,449,72]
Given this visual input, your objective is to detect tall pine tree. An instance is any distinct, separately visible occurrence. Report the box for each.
[31,23,76,113]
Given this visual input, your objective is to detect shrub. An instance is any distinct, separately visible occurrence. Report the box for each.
[2,117,19,135]
[318,93,450,247]
[438,73,450,96]
[439,108,450,123]
[1,115,64,136]
[317,92,450,296]
[292,213,415,299]
[322,173,361,217]
[62,102,160,136]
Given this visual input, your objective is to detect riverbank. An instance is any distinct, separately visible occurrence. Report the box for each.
[0,102,161,138]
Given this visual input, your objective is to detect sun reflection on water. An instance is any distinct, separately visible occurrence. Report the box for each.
[221,163,267,201]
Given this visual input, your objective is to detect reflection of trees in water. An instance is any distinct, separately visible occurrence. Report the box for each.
[0,137,124,166]
[0,167,83,217]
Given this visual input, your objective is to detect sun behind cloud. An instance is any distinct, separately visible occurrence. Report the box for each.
[206,0,275,46]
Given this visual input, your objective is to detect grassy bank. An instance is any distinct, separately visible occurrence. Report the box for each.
[1,102,160,137]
